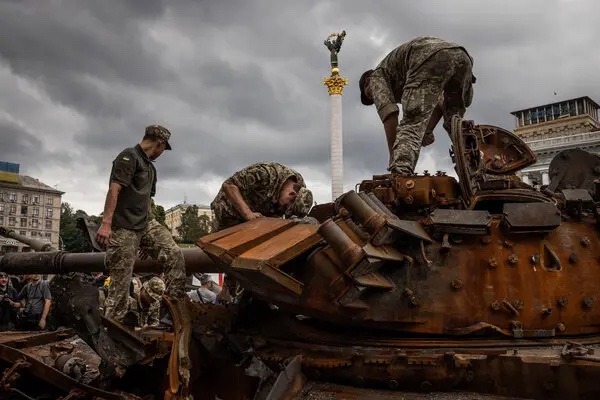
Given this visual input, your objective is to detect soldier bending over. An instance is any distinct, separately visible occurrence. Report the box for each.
[210,162,314,232]
[96,125,186,324]
[359,36,476,175]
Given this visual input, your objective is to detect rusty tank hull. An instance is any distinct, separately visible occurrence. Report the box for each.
[2,117,600,399]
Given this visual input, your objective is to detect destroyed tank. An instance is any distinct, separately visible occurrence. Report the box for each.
[1,116,600,399]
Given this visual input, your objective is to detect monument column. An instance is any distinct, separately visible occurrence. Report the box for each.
[323,31,348,201]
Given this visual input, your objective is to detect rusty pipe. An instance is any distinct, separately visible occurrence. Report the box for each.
[318,219,363,266]
[0,248,221,275]
[339,190,386,234]
[0,227,56,252]
[358,192,387,216]
[367,192,397,219]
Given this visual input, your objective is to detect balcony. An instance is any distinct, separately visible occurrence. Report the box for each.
[524,130,600,152]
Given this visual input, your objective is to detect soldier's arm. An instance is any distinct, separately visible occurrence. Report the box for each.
[369,71,400,157]
[225,165,269,220]
[222,182,257,220]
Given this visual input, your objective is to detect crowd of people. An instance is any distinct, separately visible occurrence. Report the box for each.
[0,273,52,331]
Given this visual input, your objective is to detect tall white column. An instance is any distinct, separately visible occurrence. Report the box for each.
[330,94,343,200]
[323,71,348,201]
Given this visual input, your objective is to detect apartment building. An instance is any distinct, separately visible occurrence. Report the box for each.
[0,162,64,254]
[164,203,213,238]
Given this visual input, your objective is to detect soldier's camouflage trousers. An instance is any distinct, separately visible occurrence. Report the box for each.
[103,219,186,323]
[389,48,474,175]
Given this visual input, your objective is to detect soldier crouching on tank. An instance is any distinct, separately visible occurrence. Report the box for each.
[359,36,475,175]
[96,125,186,325]
[210,162,314,303]
[122,277,165,329]
[210,162,314,232]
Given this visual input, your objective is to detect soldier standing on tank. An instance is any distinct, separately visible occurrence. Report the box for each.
[359,36,476,175]
[96,125,186,324]
[210,162,314,232]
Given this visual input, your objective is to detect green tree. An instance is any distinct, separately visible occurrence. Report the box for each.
[176,206,211,243]
[59,202,91,252]
[151,201,167,227]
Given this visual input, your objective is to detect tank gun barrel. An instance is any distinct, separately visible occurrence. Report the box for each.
[0,247,219,275]
[0,227,57,252]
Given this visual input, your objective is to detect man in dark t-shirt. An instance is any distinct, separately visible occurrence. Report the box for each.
[0,272,19,331]
[16,274,52,330]
[96,125,186,324]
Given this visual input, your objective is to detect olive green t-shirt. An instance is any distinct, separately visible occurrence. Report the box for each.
[110,144,157,230]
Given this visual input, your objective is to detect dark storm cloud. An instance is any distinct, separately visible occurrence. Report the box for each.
[0,0,599,213]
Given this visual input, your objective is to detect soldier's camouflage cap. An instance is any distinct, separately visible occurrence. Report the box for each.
[145,124,172,150]
[288,187,313,217]
[143,277,166,302]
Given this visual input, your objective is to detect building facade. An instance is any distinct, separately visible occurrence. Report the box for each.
[0,163,64,254]
[511,96,600,186]
[164,203,213,239]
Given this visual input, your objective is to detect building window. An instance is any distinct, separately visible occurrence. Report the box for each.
[9,205,16,214]
[0,192,4,201]
[0,216,3,225]
[32,219,39,228]
[22,194,29,204]
[19,230,26,236]
[33,207,39,216]
[44,232,51,241]
[20,218,27,227]
[8,217,16,226]
[46,207,53,218]
[33,194,40,204]
[9,192,17,202]
[47,197,54,205]
[0,204,4,213]
[45,220,52,230]
[21,205,28,215]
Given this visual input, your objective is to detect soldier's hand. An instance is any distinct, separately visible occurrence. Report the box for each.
[244,211,264,221]
[96,222,112,248]
[38,317,46,330]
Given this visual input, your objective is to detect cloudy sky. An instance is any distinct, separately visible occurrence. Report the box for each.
[0,0,597,214]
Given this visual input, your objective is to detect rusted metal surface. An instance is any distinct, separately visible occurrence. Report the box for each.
[503,202,562,232]
[4,117,600,399]
[0,342,139,399]
[548,148,600,194]
[0,329,75,348]
[0,247,220,275]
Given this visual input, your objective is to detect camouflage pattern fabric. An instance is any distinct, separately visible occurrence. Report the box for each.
[145,124,172,150]
[125,277,165,327]
[366,37,474,175]
[211,162,306,231]
[388,48,473,174]
[103,219,186,323]
[126,294,161,327]
[285,187,313,218]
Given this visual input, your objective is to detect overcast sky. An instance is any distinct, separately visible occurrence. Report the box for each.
[0,0,597,214]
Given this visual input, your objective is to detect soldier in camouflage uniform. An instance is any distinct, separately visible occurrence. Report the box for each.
[359,36,476,175]
[124,277,165,328]
[210,162,314,231]
[97,125,186,324]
